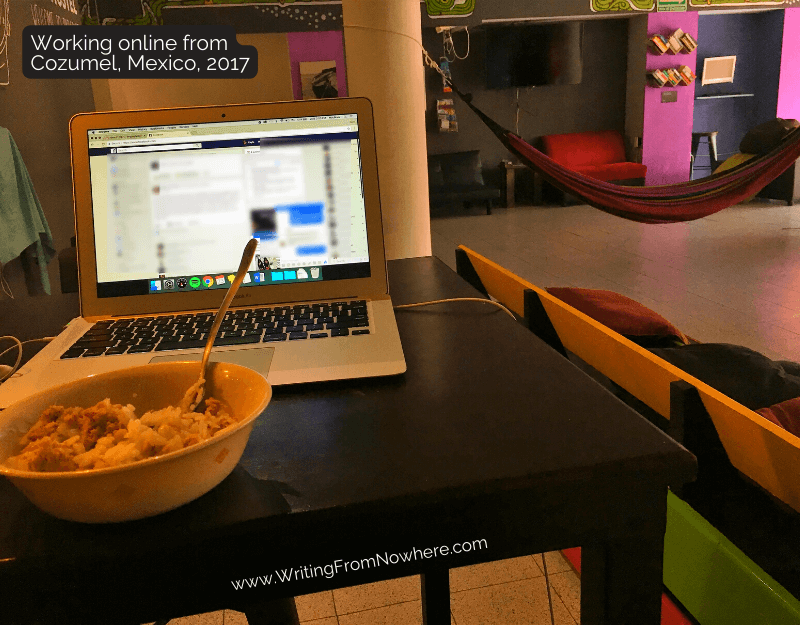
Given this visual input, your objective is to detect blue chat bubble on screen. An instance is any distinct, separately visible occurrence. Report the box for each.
[296,245,327,256]
[280,202,324,226]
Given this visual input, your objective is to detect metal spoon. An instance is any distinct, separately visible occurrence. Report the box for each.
[180,238,259,412]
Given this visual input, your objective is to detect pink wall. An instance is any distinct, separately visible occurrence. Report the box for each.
[642,12,698,186]
[777,8,800,121]
[286,31,348,100]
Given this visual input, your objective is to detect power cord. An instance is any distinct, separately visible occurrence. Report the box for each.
[394,297,516,321]
[0,262,14,299]
[0,336,56,383]
[443,27,470,61]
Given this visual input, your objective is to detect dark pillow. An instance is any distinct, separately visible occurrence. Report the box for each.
[739,118,800,156]
[439,150,485,187]
[546,287,688,346]
[649,343,800,411]
[778,359,800,378]
[756,396,800,437]
[428,159,445,188]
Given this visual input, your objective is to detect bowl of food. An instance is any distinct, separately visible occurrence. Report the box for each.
[0,361,271,523]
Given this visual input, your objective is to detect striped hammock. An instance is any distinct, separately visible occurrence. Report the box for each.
[431,59,800,224]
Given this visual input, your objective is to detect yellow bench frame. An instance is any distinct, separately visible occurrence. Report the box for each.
[455,245,800,513]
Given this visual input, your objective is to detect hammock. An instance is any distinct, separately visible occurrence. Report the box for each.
[423,52,800,224]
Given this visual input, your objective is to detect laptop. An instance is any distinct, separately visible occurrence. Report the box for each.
[0,97,406,409]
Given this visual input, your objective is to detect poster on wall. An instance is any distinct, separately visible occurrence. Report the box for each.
[299,60,338,99]
[657,0,686,10]
[80,0,345,30]
[424,0,475,18]
[81,0,477,27]
[688,0,786,6]
[591,0,655,12]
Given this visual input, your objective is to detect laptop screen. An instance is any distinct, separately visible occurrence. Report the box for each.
[86,113,370,298]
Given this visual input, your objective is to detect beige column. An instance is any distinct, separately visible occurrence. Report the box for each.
[342,0,432,260]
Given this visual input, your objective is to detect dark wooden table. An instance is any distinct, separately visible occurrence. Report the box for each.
[501,160,542,207]
[0,257,696,625]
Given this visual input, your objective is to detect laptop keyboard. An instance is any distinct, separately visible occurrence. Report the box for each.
[61,300,370,359]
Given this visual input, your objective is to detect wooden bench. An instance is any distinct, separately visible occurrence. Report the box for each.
[455,244,800,625]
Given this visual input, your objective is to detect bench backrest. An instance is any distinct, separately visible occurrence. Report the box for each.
[457,245,800,513]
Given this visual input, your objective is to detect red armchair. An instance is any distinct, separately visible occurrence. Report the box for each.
[541,130,646,184]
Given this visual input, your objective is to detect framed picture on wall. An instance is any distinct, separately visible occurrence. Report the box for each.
[701,56,736,85]
[299,61,338,99]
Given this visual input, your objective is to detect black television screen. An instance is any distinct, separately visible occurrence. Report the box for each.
[485,22,584,90]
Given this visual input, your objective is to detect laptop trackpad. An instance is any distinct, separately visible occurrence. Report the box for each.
[149,346,274,376]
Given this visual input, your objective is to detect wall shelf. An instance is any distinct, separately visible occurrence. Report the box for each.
[695,93,755,100]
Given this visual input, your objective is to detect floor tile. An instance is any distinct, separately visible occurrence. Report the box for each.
[298,618,338,625]
[449,555,541,592]
[337,600,422,625]
[223,607,337,625]
[548,570,582,623]
[295,591,337,621]
[450,577,576,625]
[169,610,224,625]
[533,551,574,575]
[223,610,249,625]
[333,575,420,615]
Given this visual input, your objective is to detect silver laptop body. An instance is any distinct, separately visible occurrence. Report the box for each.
[0,98,405,409]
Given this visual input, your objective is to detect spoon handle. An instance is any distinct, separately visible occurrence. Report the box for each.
[198,238,259,377]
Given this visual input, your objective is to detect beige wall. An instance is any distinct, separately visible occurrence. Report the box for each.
[343,0,431,260]
[91,34,293,111]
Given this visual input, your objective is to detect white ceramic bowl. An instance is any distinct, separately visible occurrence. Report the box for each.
[0,361,271,523]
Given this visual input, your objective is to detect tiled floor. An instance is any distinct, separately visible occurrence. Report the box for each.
[431,199,800,363]
[148,198,800,625]
[149,552,579,624]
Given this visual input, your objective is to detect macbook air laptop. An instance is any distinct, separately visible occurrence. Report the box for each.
[0,97,406,408]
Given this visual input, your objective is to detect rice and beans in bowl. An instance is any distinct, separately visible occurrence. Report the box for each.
[4,396,237,473]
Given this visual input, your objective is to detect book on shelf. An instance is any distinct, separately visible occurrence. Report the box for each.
[679,32,697,53]
[648,35,670,55]
[678,65,696,85]
[648,70,668,87]
[667,31,684,55]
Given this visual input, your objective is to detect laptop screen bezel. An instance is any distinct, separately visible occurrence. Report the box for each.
[70,98,388,319]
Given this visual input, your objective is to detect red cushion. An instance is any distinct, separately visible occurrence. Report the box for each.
[575,162,648,182]
[541,130,628,169]
[546,287,688,343]
[756,396,800,437]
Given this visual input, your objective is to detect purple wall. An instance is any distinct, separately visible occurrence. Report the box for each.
[693,11,783,175]
[286,31,348,100]
[642,12,698,186]
[778,8,800,121]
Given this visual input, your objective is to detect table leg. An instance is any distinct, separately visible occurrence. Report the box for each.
[581,529,666,625]
[533,171,542,206]
[690,135,701,180]
[421,568,451,625]
[243,597,301,625]
[505,166,516,208]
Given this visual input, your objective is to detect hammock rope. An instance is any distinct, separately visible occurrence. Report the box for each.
[422,48,800,224]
